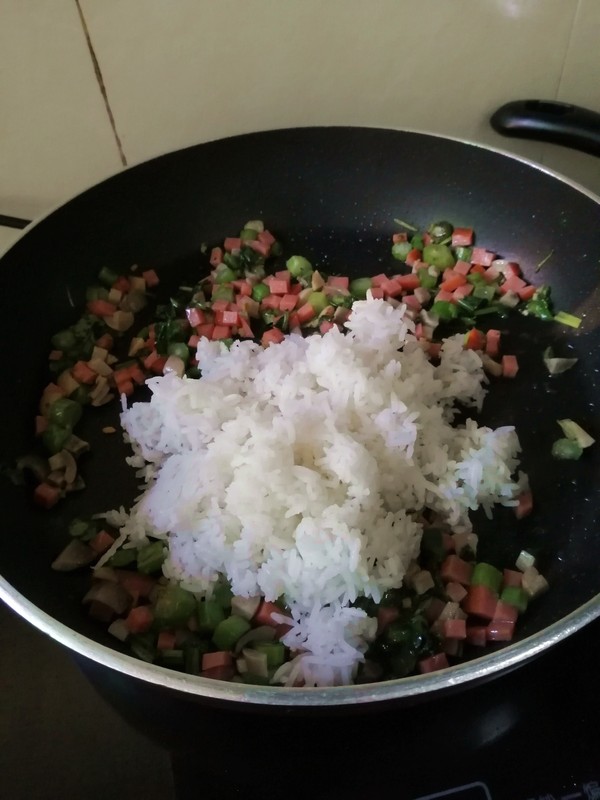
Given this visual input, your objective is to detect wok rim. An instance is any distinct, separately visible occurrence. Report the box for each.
[2,574,599,706]
[2,124,600,706]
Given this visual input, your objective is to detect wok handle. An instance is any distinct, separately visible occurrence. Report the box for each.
[490,100,600,157]
[0,214,31,229]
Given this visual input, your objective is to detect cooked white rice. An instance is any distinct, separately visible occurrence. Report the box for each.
[116,298,521,686]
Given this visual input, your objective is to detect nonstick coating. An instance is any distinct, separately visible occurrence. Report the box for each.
[1,127,600,706]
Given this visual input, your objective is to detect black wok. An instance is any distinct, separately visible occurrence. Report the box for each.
[1,121,600,712]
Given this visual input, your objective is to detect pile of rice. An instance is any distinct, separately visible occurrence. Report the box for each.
[110,298,521,687]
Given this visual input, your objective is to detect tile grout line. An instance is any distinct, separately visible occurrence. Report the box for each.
[555,0,582,99]
[74,0,128,167]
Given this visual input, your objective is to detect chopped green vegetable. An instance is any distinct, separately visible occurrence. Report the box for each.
[542,347,578,376]
[308,291,328,314]
[417,267,438,290]
[554,310,582,329]
[153,584,197,629]
[349,277,372,300]
[137,540,166,574]
[197,597,226,633]
[98,266,119,287]
[391,241,412,261]
[427,220,453,243]
[42,423,72,454]
[454,246,473,262]
[551,437,583,460]
[213,615,251,651]
[167,342,190,363]
[255,641,286,669]
[501,586,529,613]
[524,286,554,321]
[240,228,258,241]
[431,300,458,321]
[393,218,418,232]
[286,255,313,280]
[471,562,503,593]
[557,419,595,449]
[252,283,270,302]
[48,398,82,429]
[422,243,455,270]
[535,249,554,272]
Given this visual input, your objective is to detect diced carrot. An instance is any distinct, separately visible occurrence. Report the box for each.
[502,569,523,588]
[212,325,232,340]
[428,342,442,358]
[452,284,473,301]
[89,530,116,555]
[280,294,298,312]
[261,294,282,310]
[33,482,62,509]
[259,230,277,247]
[112,276,130,293]
[143,350,160,370]
[370,287,385,300]
[452,227,473,247]
[517,284,536,301]
[157,631,177,651]
[403,294,421,311]
[129,365,146,385]
[492,601,518,624]
[422,232,432,247]
[414,322,424,339]
[253,600,283,627]
[371,273,388,288]
[201,665,235,681]
[72,360,98,385]
[442,618,467,640]
[442,268,455,281]
[377,606,400,635]
[405,249,422,268]
[453,259,472,276]
[289,312,300,330]
[202,651,233,670]
[95,333,114,350]
[245,238,270,257]
[515,490,533,519]
[220,309,239,326]
[440,272,467,293]
[270,278,291,296]
[296,303,316,324]
[261,328,285,347]
[440,555,473,586]
[125,605,154,634]
[499,274,527,296]
[486,620,515,642]
[392,232,408,244]
[290,283,303,296]
[327,276,350,291]
[186,307,206,327]
[418,653,449,674]
[116,378,135,396]
[210,246,223,267]
[48,349,63,362]
[446,581,467,603]
[442,532,455,552]
[187,334,200,349]
[197,323,215,339]
[232,279,252,297]
[87,299,117,317]
[381,277,403,298]
[35,415,48,436]
[469,263,486,275]
[319,321,335,334]
[150,357,167,375]
[397,273,421,291]
[464,328,485,351]
[502,354,519,378]
[462,584,498,621]
[274,623,293,640]
[485,329,501,358]
[238,316,254,338]
[142,269,160,287]
[211,300,230,313]
[116,571,157,599]
[465,625,488,647]
[223,237,241,252]
[470,248,496,267]
[435,289,454,303]
[483,266,500,283]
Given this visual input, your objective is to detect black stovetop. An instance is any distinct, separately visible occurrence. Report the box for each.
[2,601,599,800]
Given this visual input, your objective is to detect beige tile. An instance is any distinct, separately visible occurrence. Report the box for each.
[0,1,123,221]
[82,0,578,169]
[537,0,600,196]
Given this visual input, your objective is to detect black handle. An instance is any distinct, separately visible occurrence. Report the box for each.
[490,100,600,157]
[0,214,31,230]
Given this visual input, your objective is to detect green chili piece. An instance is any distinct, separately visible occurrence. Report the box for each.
[422,244,455,270]
[286,255,313,280]
[500,586,529,613]
[252,283,271,302]
[197,597,226,633]
[153,584,197,629]
[349,277,372,300]
[552,438,583,460]
[391,241,412,261]
[471,562,503,593]
[431,300,457,321]
[212,615,251,651]
[137,540,166,574]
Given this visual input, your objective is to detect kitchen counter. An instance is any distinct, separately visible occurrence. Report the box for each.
[0,603,175,800]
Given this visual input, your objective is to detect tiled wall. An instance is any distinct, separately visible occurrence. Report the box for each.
[1,0,599,252]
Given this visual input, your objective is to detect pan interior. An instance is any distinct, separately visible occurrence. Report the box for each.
[1,127,599,694]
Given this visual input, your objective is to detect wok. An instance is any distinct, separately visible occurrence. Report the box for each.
[1,115,600,711]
